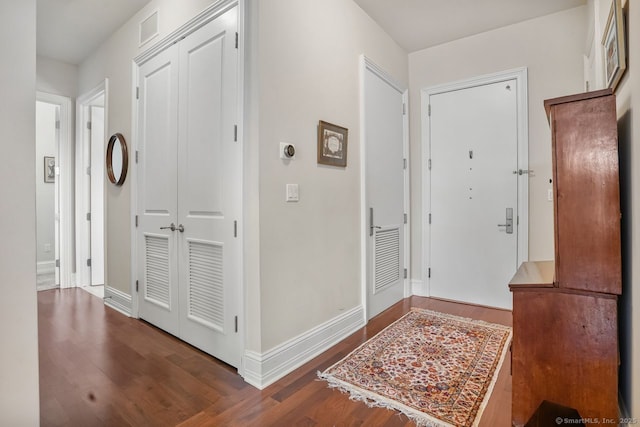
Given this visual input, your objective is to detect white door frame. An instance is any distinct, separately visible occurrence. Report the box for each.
[421,68,529,294]
[130,0,246,375]
[76,80,108,288]
[359,55,410,322]
[37,92,73,288]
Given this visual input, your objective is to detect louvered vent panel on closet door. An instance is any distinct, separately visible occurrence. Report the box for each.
[374,227,400,293]
[145,235,170,309]
[188,241,224,331]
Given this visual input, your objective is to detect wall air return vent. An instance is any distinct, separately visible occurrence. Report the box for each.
[139,10,159,47]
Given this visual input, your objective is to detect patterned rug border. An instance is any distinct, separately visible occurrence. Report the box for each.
[318,308,512,427]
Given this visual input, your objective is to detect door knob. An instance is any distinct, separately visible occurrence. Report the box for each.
[177,224,184,233]
[160,223,176,231]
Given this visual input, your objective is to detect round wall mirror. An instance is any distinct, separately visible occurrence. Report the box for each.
[106,133,128,186]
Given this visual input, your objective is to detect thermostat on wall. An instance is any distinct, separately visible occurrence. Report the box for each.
[280,142,296,160]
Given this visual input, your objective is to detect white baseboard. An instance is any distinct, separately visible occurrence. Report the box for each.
[104,286,132,317]
[37,261,55,275]
[411,279,427,296]
[243,305,365,390]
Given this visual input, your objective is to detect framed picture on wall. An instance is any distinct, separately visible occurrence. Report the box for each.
[44,156,55,183]
[602,0,626,91]
[317,120,348,167]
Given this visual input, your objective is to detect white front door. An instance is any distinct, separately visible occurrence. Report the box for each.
[137,7,241,367]
[363,59,408,320]
[427,78,521,310]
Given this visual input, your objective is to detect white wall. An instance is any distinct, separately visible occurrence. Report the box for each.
[408,6,587,280]
[256,0,407,350]
[35,101,57,270]
[0,1,40,424]
[37,55,78,98]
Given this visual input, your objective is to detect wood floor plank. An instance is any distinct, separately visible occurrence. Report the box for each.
[39,289,511,426]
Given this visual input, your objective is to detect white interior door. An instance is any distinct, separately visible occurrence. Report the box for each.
[428,79,519,309]
[89,105,105,286]
[137,44,180,336]
[53,105,61,286]
[364,60,407,320]
[177,7,241,367]
[137,7,241,367]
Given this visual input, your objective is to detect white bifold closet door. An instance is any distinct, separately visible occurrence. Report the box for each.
[136,6,241,368]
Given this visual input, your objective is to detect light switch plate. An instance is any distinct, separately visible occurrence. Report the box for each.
[286,184,299,202]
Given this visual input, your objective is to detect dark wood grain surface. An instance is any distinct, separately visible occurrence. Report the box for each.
[510,90,621,427]
[511,286,618,426]
[39,289,512,426]
[549,92,621,295]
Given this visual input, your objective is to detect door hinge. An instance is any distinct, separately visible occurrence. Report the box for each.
[234,220,238,238]
[135,150,139,164]
[428,159,432,170]
[428,268,431,278]
[428,104,431,116]
[87,258,92,267]
[136,280,139,292]
[428,213,432,224]
[235,315,238,333]
[87,121,92,130]
[55,259,60,268]
[135,215,139,227]
[86,212,91,221]
[403,268,407,279]
[402,103,406,115]
[234,125,238,142]
[55,120,60,130]
[404,213,407,224]
[235,32,239,49]
[403,158,407,170]
[136,87,139,100]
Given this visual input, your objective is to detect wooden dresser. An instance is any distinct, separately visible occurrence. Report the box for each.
[509,89,621,426]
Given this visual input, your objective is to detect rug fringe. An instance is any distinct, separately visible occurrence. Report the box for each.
[317,371,455,427]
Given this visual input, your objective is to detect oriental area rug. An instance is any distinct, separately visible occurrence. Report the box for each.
[318,308,512,427]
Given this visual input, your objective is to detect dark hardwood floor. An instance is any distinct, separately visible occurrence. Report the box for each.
[38,289,512,426]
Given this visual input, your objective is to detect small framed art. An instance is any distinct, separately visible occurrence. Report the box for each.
[602,0,626,91]
[317,120,348,167]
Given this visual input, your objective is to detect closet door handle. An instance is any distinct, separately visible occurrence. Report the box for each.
[160,223,176,231]
[177,224,184,233]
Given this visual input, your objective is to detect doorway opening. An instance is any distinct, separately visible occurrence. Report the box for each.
[36,92,73,291]
[76,81,107,299]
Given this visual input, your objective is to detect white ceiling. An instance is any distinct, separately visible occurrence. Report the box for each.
[37,0,587,65]
[37,0,151,65]
[353,0,587,53]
